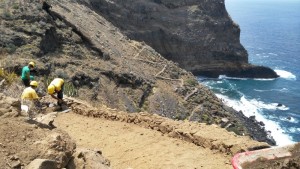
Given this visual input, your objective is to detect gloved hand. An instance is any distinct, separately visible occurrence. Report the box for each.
[30,75,34,80]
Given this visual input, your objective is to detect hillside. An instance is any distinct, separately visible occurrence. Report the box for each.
[0,0,276,145]
[0,93,270,168]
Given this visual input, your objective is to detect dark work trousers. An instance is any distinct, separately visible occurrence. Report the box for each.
[57,83,64,107]
[22,79,30,87]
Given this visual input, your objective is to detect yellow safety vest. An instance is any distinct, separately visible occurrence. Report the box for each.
[50,78,64,92]
[21,87,39,100]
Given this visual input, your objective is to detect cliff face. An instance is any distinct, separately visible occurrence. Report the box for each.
[78,0,278,78]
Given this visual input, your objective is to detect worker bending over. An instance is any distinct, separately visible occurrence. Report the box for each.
[48,78,64,110]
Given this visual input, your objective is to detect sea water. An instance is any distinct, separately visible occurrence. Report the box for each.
[199,0,300,146]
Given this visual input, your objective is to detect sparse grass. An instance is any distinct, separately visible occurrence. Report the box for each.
[63,82,78,97]
[6,43,17,54]
[185,78,198,86]
[12,3,19,10]
[2,10,12,19]
[0,68,18,85]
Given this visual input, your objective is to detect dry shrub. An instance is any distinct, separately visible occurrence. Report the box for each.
[0,68,18,85]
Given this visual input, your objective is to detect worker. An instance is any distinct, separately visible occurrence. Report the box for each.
[47,78,64,110]
[21,81,40,118]
[21,62,35,87]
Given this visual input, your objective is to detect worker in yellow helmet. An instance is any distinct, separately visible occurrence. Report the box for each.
[21,81,40,119]
[21,62,35,87]
[48,78,64,110]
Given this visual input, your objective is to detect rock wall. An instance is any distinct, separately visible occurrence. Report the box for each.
[78,0,278,78]
[69,98,270,155]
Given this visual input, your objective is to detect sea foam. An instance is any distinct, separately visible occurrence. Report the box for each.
[216,94,294,146]
[275,69,297,80]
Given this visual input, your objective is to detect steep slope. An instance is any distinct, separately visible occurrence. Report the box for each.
[78,0,278,78]
[0,0,274,144]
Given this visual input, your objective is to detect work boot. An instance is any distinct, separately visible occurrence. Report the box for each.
[53,106,62,111]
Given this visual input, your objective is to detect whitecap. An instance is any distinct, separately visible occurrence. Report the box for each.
[287,127,300,133]
[254,88,288,93]
[218,75,248,80]
[246,99,289,111]
[279,116,298,123]
[216,94,294,146]
[275,69,297,80]
[253,78,276,81]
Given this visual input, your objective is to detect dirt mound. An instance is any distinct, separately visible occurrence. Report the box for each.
[0,117,75,168]
[0,93,111,169]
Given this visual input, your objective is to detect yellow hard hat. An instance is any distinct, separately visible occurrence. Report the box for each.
[30,81,38,87]
[29,61,35,67]
[48,85,55,94]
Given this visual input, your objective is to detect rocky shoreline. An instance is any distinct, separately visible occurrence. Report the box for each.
[225,107,276,146]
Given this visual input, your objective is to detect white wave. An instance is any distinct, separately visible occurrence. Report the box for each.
[287,127,300,134]
[275,69,297,80]
[216,94,294,146]
[245,99,289,111]
[218,75,248,80]
[253,78,276,81]
[254,88,289,93]
[279,116,298,123]
[218,75,276,81]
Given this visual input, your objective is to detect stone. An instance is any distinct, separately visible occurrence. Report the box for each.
[25,159,57,169]
[66,148,111,169]
[11,160,21,168]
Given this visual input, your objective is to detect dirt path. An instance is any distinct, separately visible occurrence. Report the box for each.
[55,112,232,169]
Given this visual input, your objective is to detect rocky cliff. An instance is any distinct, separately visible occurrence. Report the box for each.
[78,0,278,78]
[0,0,274,144]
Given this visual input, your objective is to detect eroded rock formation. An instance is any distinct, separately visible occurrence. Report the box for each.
[78,0,278,78]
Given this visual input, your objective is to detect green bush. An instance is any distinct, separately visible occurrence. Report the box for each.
[185,78,198,86]
[2,11,12,19]
[6,43,17,54]
[12,3,19,10]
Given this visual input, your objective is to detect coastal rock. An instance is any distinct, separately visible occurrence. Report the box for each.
[79,0,278,78]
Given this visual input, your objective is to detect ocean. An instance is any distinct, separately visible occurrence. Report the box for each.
[200,0,300,146]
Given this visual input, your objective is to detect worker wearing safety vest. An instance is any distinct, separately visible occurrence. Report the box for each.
[21,81,40,118]
[47,78,64,110]
[21,62,35,87]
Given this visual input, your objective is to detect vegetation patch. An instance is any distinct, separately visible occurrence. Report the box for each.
[0,68,18,85]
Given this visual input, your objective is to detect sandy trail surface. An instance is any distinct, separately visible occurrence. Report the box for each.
[55,112,232,169]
